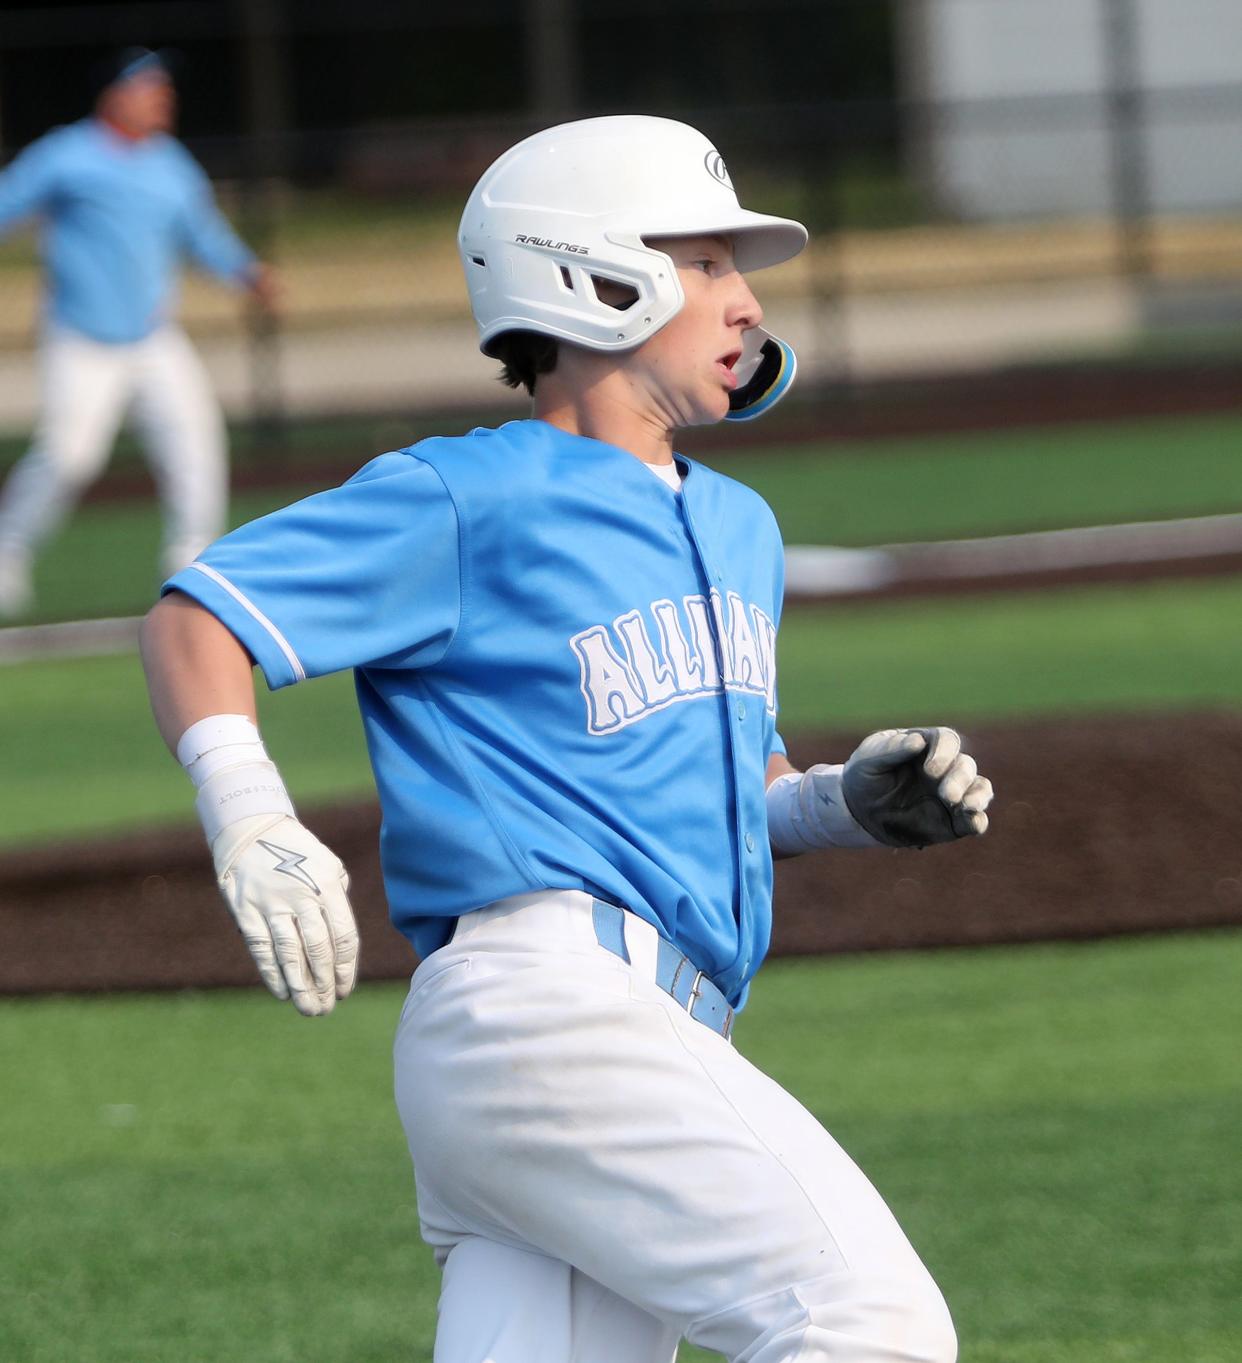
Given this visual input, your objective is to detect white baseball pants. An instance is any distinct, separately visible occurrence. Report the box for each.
[0,323,226,576]
[394,891,957,1363]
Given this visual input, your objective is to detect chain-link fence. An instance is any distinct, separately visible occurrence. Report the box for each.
[0,0,1239,438]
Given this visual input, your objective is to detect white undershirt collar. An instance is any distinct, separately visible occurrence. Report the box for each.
[643,459,684,492]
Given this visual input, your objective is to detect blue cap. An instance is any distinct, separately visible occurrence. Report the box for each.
[92,46,176,99]
[116,48,172,82]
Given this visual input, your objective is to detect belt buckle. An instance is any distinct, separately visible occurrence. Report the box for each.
[687,968,735,1041]
[661,942,734,1041]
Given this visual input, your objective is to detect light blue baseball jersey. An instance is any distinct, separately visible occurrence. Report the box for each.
[165,420,787,1004]
[0,119,255,343]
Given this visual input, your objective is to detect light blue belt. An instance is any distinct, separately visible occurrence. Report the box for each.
[591,899,735,1040]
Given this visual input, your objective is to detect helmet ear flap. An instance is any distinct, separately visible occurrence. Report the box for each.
[468,238,682,353]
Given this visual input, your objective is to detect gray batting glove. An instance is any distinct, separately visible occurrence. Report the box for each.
[211,813,360,1016]
[841,727,993,849]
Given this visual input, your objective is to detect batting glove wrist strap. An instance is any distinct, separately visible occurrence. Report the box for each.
[766,765,882,855]
[193,763,296,845]
[177,714,295,845]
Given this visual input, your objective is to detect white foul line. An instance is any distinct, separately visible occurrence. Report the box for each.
[783,512,1242,596]
[0,615,142,665]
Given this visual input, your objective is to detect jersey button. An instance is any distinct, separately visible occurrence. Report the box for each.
[744,832,756,853]
[737,702,747,720]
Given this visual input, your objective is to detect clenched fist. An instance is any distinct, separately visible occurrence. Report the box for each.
[841,727,993,849]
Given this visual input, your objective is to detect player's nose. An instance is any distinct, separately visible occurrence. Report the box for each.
[727,274,763,332]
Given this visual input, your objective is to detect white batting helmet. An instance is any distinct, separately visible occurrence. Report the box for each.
[458,115,808,419]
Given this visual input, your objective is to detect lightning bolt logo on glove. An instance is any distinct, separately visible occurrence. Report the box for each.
[256,839,322,895]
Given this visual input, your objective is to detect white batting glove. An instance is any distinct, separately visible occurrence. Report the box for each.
[178,714,360,1016]
[212,812,359,1016]
[841,727,994,849]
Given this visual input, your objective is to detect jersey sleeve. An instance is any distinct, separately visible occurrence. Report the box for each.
[0,132,61,237]
[163,451,461,689]
[175,153,256,283]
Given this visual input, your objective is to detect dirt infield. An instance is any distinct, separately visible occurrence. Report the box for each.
[3,710,1240,996]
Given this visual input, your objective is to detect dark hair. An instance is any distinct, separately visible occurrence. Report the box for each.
[486,331,559,397]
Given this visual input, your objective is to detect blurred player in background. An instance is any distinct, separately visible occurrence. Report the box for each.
[0,47,276,619]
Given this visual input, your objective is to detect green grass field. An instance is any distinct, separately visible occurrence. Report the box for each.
[4,409,1241,624]
[3,575,1241,849]
[3,407,1240,1360]
[1,930,1238,1362]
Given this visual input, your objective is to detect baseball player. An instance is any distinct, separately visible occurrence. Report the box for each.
[0,47,275,619]
[140,116,993,1362]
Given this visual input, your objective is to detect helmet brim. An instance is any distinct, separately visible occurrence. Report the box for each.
[635,208,808,273]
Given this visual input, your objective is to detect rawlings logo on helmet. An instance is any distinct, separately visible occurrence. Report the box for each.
[704,151,733,189]
[515,234,590,254]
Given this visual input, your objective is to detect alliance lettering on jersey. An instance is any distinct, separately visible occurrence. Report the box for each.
[570,591,777,735]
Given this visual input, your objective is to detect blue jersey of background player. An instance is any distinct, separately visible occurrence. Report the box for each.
[141,116,994,1362]
[0,47,267,342]
[0,47,277,618]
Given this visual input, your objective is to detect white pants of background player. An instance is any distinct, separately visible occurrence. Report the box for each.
[0,322,226,582]
[395,891,957,1363]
